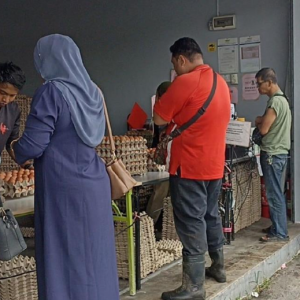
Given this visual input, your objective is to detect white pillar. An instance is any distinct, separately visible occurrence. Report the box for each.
[292,0,300,222]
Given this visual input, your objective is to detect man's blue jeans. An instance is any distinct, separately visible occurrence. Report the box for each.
[260,151,288,239]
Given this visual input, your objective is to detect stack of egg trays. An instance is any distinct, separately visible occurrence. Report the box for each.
[96,135,148,175]
[0,256,38,300]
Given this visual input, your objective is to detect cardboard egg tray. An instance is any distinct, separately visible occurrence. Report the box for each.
[0,95,32,173]
[0,170,34,199]
[147,148,166,172]
[96,135,148,175]
[115,212,182,280]
[162,197,180,241]
[20,227,35,238]
[0,256,38,300]
[156,240,183,260]
[155,250,175,269]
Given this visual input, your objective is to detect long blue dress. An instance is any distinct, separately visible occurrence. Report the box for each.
[14,83,120,300]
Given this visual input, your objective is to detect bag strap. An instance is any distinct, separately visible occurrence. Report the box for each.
[98,89,116,159]
[273,93,289,102]
[170,70,217,138]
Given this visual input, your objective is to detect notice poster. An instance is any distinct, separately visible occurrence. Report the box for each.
[218,45,239,74]
[242,74,260,100]
[226,120,251,147]
[240,43,261,73]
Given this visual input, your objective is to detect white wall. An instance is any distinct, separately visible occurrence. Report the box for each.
[0,0,290,134]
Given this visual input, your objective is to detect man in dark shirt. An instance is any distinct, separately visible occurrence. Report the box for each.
[0,62,26,165]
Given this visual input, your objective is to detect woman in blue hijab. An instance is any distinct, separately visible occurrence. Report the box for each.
[12,34,120,300]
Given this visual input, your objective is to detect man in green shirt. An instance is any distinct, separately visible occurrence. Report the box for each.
[255,68,291,242]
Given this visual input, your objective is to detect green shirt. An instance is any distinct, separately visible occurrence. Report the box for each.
[260,90,291,155]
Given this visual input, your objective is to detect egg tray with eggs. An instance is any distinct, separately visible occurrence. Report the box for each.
[127,130,154,148]
[100,135,147,149]
[146,148,166,172]
[96,135,149,175]
[0,169,35,199]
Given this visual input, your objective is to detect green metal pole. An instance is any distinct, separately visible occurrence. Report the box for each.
[126,189,136,295]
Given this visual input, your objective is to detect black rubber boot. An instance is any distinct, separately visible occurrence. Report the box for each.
[161,254,206,300]
[205,248,226,283]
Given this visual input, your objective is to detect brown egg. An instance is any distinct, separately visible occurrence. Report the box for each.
[24,169,30,175]
[4,175,11,182]
[30,170,34,175]
[29,174,34,180]
[8,178,16,185]
[12,170,18,175]
[23,175,29,181]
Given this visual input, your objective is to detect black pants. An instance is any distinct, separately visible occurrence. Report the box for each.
[170,175,224,256]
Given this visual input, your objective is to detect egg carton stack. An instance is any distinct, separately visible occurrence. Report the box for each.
[232,162,261,233]
[114,185,154,213]
[250,168,261,224]
[115,213,158,279]
[147,148,166,172]
[0,95,32,173]
[115,213,178,279]
[114,221,131,279]
[139,213,159,278]
[0,169,35,199]
[162,197,179,241]
[0,256,37,300]
[127,130,153,149]
[96,136,148,176]
[20,227,35,238]
[156,240,183,260]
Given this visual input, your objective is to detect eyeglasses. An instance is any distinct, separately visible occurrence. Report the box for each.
[256,81,267,87]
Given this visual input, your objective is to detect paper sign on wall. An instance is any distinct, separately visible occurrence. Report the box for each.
[242,74,260,100]
[240,43,261,73]
[218,45,239,74]
[240,35,261,44]
[208,43,216,52]
[218,38,238,46]
[226,120,251,147]
[229,86,238,104]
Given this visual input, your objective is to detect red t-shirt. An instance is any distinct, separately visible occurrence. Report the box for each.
[154,64,231,180]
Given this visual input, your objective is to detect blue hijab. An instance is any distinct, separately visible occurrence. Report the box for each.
[34,34,105,148]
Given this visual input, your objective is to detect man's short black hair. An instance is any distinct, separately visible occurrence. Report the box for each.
[0,62,26,90]
[170,37,203,62]
[255,68,278,84]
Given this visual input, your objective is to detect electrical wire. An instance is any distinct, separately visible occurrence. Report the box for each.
[232,149,258,224]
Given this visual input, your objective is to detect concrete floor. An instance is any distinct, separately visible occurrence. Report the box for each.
[120,218,300,300]
[258,254,300,300]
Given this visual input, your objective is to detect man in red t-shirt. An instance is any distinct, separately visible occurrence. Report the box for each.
[154,37,230,300]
